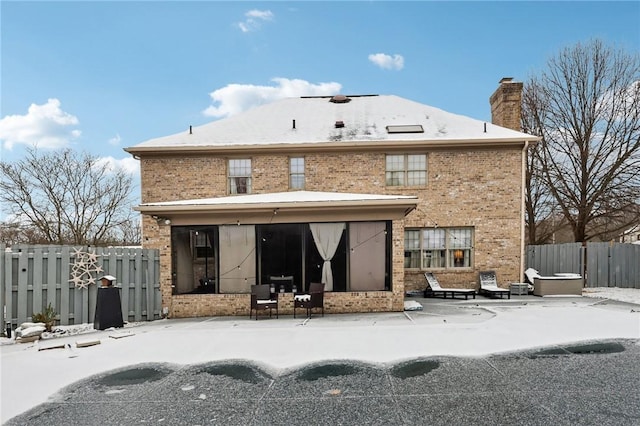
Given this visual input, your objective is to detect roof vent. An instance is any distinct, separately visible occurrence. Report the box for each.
[330,95,351,103]
[335,120,345,128]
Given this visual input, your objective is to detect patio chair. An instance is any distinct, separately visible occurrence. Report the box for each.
[250,284,278,320]
[293,282,325,318]
[423,272,476,300]
[478,271,511,299]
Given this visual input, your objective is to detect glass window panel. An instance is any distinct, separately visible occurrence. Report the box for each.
[450,248,471,268]
[172,226,218,294]
[449,228,472,248]
[230,177,251,194]
[229,159,251,177]
[403,227,474,270]
[386,171,404,186]
[290,175,304,189]
[424,250,445,268]
[407,154,426,170]
[386,154,426,187]
[404,230,420,268]
[386,155,404,171]
[404,230,420,249]
[290,157,304,173]
[229,159,251,194]
[290,157,305,189]
[423,229,445,249]
[407,170,426,185]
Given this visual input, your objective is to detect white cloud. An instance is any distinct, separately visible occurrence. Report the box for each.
[94,156,140,176]
[108,133,122,146]
[246,10,274,20]
[0,98,81,150]
[237,9,274,33]
[368,53,405,70]
[203,78,342,118]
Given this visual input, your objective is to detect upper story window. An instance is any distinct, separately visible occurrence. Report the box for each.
[385,154,426,186]
[289,157,305,190]
[404,227,473,269]
[228,159,252,194]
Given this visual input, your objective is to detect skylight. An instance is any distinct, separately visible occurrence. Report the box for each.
[386,125,424,134]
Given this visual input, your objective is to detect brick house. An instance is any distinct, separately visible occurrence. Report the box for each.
[125,78,539,318]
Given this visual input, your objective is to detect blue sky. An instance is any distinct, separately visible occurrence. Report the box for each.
[1,1,639,183]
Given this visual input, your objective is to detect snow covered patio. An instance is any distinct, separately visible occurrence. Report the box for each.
[1,289,639,423]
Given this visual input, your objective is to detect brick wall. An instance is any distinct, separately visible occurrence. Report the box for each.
[170,291,401,318]
[141,146,523,316]
[490,77,523,131]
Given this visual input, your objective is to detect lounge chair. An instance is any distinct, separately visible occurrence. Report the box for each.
[294,282,325,318]
[250,284,278,320]
[478,271,511,299]
[423,272,476,300]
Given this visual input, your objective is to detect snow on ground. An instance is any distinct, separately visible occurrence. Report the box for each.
[1,288,639,423]
[582,286,640,305]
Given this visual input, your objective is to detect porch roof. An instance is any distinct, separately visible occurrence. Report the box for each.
[136,191,418,224]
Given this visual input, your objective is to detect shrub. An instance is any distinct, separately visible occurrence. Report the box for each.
[32,303,57,332]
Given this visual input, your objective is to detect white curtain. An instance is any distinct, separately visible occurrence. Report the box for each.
[310,223,345,291]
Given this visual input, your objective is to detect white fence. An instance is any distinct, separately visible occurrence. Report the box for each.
[1,245,162,330]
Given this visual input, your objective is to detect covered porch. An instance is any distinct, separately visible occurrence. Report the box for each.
[137,191,417,317]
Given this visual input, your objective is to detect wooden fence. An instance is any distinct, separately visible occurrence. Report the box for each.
[1,245,162,330]
[526,242,640,288]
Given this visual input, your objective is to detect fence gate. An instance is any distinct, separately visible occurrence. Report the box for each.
[586,242,640,288]
[1,245,162,330]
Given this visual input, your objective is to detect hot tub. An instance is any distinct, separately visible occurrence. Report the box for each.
[533,276,583,296]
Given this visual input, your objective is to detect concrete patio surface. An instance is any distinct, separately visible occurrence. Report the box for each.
[2,294,639,424]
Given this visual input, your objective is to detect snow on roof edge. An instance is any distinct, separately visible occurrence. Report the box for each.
[140,191,418,207]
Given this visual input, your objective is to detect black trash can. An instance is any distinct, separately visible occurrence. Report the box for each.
[94,286,124,330]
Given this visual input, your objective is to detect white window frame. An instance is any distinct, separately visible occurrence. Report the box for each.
[289,157,305,190]
[228,158,252,194]
[385,154,427,187]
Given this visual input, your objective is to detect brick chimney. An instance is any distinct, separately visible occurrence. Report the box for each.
[489,77,523,131]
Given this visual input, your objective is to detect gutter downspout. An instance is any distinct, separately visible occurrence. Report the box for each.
[520,140,529,282]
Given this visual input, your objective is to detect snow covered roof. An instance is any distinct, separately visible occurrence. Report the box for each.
[126,95,539,153]
[136,191,418,223]
[139,190,417,208]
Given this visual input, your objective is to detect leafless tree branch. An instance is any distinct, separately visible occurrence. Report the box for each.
[522,39,640,242]
[1,148,140,245]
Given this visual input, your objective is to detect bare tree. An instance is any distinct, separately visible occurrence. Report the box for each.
[0,221,49,245]
[0,148,139,245]
[522,84,559,244]
[523,39,640,242]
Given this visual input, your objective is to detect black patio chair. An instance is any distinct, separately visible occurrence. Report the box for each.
[250,284,278,320]
[294,282,325,318]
